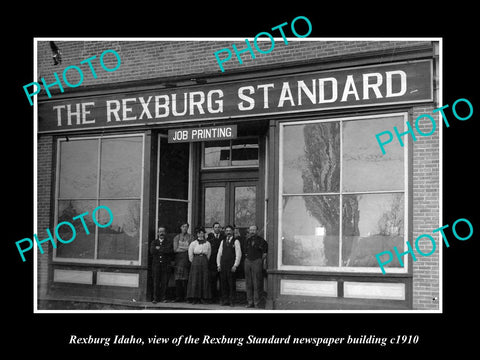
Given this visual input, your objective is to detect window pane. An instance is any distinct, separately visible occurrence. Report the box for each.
[100,137,143,198]
[157,200,189,238]
[97,200,141,261]
[234,186,256,227]
[159,138,189,199]
[204,140,230,167]
[282,122,340,194]
[231,138,259,166]
[342,193,404,267]
[56,200,96,259]
[204,187,225,227]
[342,117,404,192]
[282,195,339,266]
[58,139,98,198]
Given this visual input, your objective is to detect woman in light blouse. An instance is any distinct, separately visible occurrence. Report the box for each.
[173,222,193,302]
[186,226,212,304]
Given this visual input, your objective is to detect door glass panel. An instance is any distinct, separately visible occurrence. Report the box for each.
[204,186,225,227]
[234,186,256,228]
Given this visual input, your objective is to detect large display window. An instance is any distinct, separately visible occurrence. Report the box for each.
[278,113,409,273]
[53,134,145,265]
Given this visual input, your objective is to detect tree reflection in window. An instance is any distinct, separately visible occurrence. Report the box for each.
[342,194,404,267]
[98,200,141,261]
[281,115,406,270]
[302,122,342,265]
[56,200,96,259]
[55,135,144,263]
[282,196,339,266]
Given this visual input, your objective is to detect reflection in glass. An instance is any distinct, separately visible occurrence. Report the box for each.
[204,140,230,167]
[342,193,404,267]
[157,200,189,238]
[234,186,256,227]
[56,200,96,259]
[342,117,405,192]
[204,187,225,227]
[56,136,144,262]
[159,138,189,199]
[97,200,140,261]
[282,195,339,266]
[282,122,340,194]
[59,139,98,198]
[231,138,259,166]
[100,137,143,198]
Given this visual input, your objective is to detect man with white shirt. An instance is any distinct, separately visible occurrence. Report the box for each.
[216,225,242,307]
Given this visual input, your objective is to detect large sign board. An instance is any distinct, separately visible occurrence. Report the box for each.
[38,60,433,133]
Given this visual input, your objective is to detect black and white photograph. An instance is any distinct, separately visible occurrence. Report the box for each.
[32,37,441,312]
[6,7,478,356]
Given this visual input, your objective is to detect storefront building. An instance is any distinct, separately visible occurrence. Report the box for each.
[36,39,440,310]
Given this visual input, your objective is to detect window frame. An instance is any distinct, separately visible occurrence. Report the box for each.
[53,133,145,266]
[277,112,409,274]
[155,134,193,239]
[201,136,260,170]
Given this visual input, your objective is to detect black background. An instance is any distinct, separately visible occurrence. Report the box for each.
[5,4,478,356]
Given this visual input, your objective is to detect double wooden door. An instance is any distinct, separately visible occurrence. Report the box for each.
[201,179,258,239]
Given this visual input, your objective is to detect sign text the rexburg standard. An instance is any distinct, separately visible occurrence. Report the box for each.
[38,60,433,133]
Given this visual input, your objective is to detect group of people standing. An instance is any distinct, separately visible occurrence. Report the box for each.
[150,222,267,308]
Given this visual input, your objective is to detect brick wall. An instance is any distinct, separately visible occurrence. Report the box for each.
[411,106,440,310]
[36,40,430,88]
[37,135,53,299]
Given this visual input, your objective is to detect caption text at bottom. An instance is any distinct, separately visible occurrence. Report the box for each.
[69,334,419,347]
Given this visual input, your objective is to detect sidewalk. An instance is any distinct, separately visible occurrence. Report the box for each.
[37,295,266,311]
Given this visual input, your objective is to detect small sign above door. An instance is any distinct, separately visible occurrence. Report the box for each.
[168,125,237,143]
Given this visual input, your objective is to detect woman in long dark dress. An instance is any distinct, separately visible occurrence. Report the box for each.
[173,222,193,302]
[186,227,212,304]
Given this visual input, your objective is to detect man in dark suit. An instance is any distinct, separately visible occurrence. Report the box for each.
[150,226,173,303]
[244,225,268,308]
[217,225,242,306]
[206,222,225,303]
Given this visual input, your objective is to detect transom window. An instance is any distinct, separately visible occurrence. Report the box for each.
[278,113,408,273]
[202,137,259,168]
